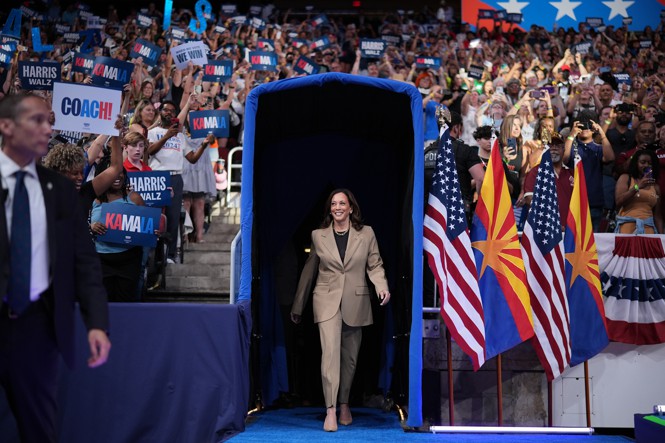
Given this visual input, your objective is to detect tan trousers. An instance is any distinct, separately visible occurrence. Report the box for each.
[318,309,363,408]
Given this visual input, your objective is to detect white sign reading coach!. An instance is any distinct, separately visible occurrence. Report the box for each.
[52,82,122,136]
[170,41,208,70]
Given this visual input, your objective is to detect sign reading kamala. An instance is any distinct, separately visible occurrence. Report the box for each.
[293,56,319,76]
[130,38,162,67]
[310,36,331,51]
[257,38,275,52]
[248,51,277,72]
[72,52,95,75]
[127,171,172,207]
[91,56,133,90]
[203,59,233,82]
[360,39,386,59]
[188,110,230,138]
[415,56,441,69]
[52,82,122,136]
[98,204,161,247]
[19,61,61,90]
[170,40,208,70]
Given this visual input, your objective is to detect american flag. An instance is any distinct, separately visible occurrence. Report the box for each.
[423,124,486,370]
[521,148,571,381]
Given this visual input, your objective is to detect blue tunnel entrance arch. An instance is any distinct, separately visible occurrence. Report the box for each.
[238,73,425,426]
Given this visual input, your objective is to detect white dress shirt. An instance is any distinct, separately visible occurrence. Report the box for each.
[0,149,50,301]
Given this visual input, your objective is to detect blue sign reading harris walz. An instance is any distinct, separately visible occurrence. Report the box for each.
[360,39,386,59]
[248,51,277,72]
[19,61,61,90]
[98,204,161,247]
[188,110,230,138]
[127,171,172,207]
[129,38,162,67]
[91,56,133,90]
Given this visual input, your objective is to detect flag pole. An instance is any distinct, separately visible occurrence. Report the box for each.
[584,361,591,427]
[446,328,454,425]
[547,381,553,427]
[497,354,503,426]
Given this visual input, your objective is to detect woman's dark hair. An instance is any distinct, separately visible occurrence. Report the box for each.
[320,188,364,231]
[627,149,659,181]
[534,116,555,140]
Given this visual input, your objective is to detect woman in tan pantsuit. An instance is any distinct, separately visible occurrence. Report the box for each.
[291,189,390,432]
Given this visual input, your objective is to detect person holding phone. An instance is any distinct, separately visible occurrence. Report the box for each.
[564,113,615,231]
[614,149,662,234]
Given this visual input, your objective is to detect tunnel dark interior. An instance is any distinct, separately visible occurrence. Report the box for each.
[249,77,418,408]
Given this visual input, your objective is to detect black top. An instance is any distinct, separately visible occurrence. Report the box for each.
[452,138,482,205]
[333,228,349,263]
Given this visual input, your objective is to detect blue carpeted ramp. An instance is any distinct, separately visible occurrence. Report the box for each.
[229,407,633,443]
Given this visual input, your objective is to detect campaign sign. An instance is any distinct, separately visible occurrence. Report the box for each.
[55,24,71,34]
[250,17,266,31]
[63,32,81,44]
[640,40,653,49]
[98,204,161,247]
[130,39,162,67]
[0,48,13,67]
[291,38,308,49]
[360,39,386,59]
[311,14,329,27]
[171,41,208,70]
[381,34,400,46]
[214,25,227,34]
[478,9,494,19]
[19,61,60,90]
[310,36,331,51]
[614,73,632,91]
[467,64,484,80]
[415,56,441,69]
[72,52,95,74]
[57,130,83,144]
[507,13,523,24]
[170,27,186,43]
[586,17,604,28]
[249,5,262,15]
[248,51,277,72]
[91,56,133,89]
[572,41,592,55]
[293,56,319,76]
[137,13,153,28]
[221,4,237,14]
[52,82,122,136]
[231,15,247,25]
[188,110,230,138]
[622,17,633,26]
[494,10,508,20]
[257,38,275,52]
[203,59,233,82]
[127,171,172,207]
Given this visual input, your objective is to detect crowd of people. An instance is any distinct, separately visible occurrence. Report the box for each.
[0,3,663,300]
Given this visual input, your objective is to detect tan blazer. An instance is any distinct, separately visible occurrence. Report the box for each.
[291,225,388,327]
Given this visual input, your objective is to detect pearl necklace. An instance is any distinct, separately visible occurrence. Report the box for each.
[334,226,349,236]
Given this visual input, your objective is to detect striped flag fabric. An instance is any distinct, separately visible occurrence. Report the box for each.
[599,235,665,345]
[471,134,534,360]
[521,149,571,381]
[423,123,486,370]
[564,156,609,366]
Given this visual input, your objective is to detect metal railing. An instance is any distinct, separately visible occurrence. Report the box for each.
[229,229,242,304]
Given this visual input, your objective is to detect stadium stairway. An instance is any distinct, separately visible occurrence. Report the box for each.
[145,202,241,303]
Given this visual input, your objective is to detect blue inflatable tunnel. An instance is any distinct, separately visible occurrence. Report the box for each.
[237,73,424,427]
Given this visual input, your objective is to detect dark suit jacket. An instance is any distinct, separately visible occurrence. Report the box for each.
[1,165,109,367]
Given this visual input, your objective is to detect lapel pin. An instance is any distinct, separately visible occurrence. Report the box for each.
[47,182,53,191]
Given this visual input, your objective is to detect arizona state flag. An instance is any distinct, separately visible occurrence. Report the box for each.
[471,136,534,360]
[565,156,609,365]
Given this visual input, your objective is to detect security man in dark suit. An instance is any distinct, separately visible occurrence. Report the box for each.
[0,92,111,442]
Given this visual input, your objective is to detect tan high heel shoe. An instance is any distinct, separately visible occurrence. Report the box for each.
[323,407,337,432]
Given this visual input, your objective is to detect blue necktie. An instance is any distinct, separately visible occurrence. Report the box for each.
[7,170,31,315]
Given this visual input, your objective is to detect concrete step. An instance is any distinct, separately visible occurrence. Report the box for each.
[182,250,231,265]
[166,263,229,277]
[185,242,232,252]
[165,276,230,291]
